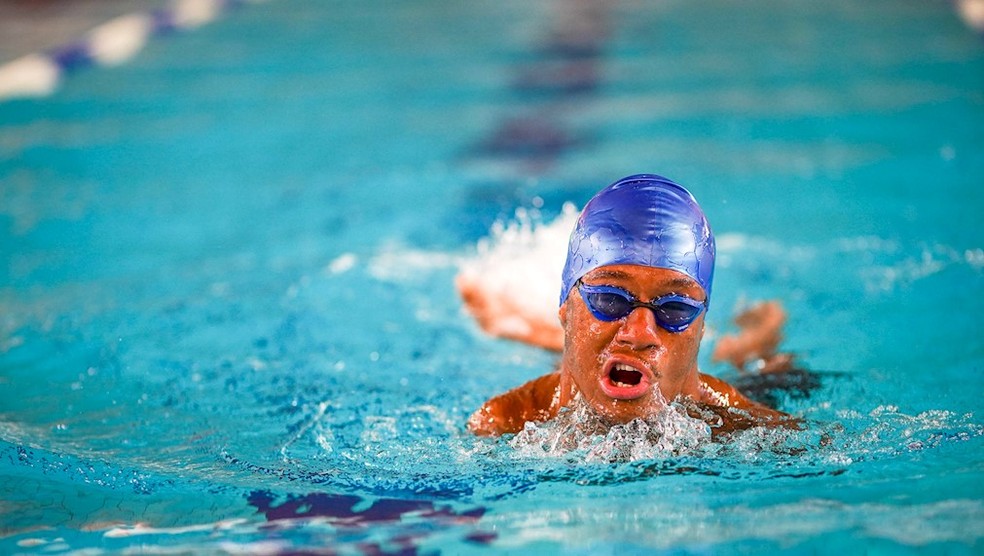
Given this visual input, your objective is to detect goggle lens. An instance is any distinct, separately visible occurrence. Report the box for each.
[578,283,705,332]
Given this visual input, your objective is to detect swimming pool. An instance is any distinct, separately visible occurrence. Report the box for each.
[1,0,982,553]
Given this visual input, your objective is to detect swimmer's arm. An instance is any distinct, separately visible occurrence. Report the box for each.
[698,373,790,423]
[711,300,794,373]
[456,272,564,352]
[467,372,561,436]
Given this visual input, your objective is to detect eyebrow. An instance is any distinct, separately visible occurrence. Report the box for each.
[665,277,699,288]
[586,269,631,280]
[585,269,698,290]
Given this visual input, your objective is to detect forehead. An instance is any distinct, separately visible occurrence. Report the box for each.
[582,264,705,299]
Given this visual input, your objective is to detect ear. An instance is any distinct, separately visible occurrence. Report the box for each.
[558,301,568,327]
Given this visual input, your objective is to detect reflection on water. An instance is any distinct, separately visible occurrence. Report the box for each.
[0,0,981,553]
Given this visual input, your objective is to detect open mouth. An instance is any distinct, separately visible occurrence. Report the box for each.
[610,364,642,387]
[599,361,651,400]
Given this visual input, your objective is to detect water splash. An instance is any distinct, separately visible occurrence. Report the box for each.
[500,394,983,474]
[509,395,712,463]
[458,205,579,324]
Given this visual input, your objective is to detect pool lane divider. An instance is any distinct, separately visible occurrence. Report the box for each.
[0,0,274,102]
[956,0,984,34]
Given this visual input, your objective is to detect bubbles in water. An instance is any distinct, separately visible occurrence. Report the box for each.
[508,394,712,463]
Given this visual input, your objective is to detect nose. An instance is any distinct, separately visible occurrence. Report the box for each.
[614,307,662,350]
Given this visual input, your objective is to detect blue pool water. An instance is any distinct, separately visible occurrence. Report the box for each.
[1,0,983,553]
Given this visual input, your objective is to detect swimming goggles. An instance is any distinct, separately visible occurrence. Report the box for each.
[577,282,706,332]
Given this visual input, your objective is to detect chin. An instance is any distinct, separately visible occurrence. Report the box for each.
[590,394,666,424]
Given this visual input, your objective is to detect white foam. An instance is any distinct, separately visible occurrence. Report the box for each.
[714,233,979,292]
[859,243,971,293]
[325,252,357,275]
[367,245,461,282]
[458,205,578,327]
[509,394,712,462]
[964,248,984,270]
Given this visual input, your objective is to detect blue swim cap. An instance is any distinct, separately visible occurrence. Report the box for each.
[560,174,716,306]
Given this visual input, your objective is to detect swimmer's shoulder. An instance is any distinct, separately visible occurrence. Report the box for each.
[697,372,788,422]
[468,372,561,436]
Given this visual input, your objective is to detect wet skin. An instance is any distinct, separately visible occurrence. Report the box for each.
[555,264,707,423]
[467,264,787,435]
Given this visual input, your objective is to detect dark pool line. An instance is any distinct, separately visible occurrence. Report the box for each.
[247,489,495,553]
[468,0,613,174]
[247,490,485,525]
[454,0,614,236]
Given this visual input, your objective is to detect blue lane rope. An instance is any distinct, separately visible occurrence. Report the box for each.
[0,0,272,102]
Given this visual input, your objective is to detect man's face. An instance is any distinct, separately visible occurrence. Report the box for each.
[559,264,706,422]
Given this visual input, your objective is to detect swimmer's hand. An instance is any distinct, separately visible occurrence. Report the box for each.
[456,270,564,352]
[712,301,794,373]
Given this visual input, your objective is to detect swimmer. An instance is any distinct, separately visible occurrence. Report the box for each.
[459,174,800,436]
